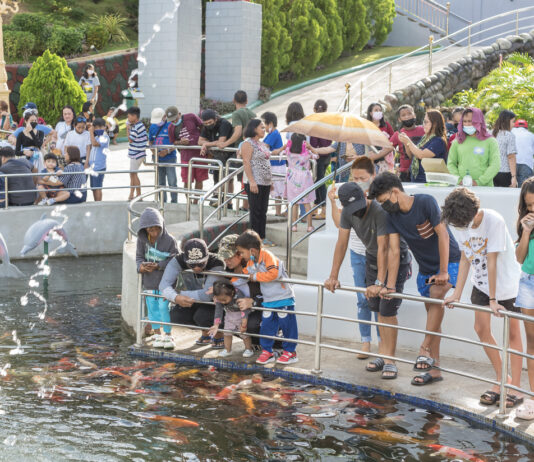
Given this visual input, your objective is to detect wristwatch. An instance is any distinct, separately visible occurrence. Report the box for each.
[374,279,385,287]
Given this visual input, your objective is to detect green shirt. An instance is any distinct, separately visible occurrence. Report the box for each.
[447,136,501,186]
[232,108,256,146]
[522,238,534,274]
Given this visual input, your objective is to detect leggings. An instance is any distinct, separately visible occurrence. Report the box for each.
[245,183,270,239]
[146,291,171,334]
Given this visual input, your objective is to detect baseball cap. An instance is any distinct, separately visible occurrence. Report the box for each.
[23,102,37,110]
[338,182,367,215]
[201,109,218,122]
[165,106,180,123]
[217,234,239,260]
[183,238,209,267]
[515,119,528,128]
[150,107,165,124]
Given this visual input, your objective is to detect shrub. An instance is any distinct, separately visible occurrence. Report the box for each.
[337,0,370,53]
[93,13,129,44]
[314,0,343,65]
[4,30,35,62]
[366,0,396,45]
[69,7,85,21]
[86,24,109,50]
[47,25,84,56]
[10,13,52,55]
[200,97,235,116]
[19,50,86,124]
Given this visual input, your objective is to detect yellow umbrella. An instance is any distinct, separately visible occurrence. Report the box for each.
[281,111,393,148]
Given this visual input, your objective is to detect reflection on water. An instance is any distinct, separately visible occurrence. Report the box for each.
[0,256,532,461]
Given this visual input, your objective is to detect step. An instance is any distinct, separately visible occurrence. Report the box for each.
[269,243,309,277]
[265,219,326,254]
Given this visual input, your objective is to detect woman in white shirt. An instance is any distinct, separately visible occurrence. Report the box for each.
[54,106,76,154]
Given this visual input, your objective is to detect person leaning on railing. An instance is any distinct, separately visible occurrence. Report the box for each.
[0,146,37,208]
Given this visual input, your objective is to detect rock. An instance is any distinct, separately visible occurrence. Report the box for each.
[416,81,426,91]
[482,46,495,55]
[448,62,461,71]
[497,38,512,50]
[492,43,500,52]
[384,93,398,106]
[429,74,439,84]
[422,77,433,86]
[506,34,523,43]
[520,33,532,42]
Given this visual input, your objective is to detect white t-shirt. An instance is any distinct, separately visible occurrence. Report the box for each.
[456,208,520,301]
[349,229,366,255]
[64,130,91,159]
[55,121,73,152]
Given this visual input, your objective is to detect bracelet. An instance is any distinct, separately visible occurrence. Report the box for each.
[489,298,496,301]
[385,287,395,291]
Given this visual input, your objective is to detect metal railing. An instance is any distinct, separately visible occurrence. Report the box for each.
[135,269,534,417]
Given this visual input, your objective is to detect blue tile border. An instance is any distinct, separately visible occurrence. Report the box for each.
[128,345,534,446]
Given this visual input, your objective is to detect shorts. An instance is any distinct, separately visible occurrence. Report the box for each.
[129,156,145,171]
[89,169,106,188]
[271,164,287,199]
[471,286,519,312]
[180,151,209,184]
[211,150,240,182]
[515,272,534,309]
[365,261,410,317]
[417,262,459,298]
[64,190,87,204]
[224,310,245,334]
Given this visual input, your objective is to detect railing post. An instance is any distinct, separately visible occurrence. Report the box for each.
[223,162,230,217]
[468,23,471,55]
[3,177,7,210]
[186,159,193,221]
[286,202,293,276]
[497,313,511,417]
[312,284,324,374]
[446,2,450,36]
[154,146,160,207]
[343,82,350,112]
[199,198,205,242]
[135,273,143,347]
[428,35,434,76]
[217,164,223,221]
[516,11,519,35]
[388,64,393,94]
[359,81,363,116]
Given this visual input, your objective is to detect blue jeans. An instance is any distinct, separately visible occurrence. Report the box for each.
[517,164,533,187]
[146,290,171,334]
[158,165,177,203]
[350,250,379,343]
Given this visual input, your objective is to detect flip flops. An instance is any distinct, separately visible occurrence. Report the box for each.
[381,363,398,380]
[413,355,435,371]
[411,372,443,386]
[366,358,384,372]
[479,390,500,405]
[195,335,211,345]
[516,399,534,419]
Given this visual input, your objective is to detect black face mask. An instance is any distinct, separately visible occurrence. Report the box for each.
[353,207,367,219]
[402,118,416,128]
[30,121,38,129]
[381,199,400,214]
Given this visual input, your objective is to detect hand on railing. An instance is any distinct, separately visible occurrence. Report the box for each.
[324,277,341,293]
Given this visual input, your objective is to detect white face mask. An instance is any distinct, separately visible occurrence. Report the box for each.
[372,111,383,121]
[356,179,372,192]
[87,70,94,76]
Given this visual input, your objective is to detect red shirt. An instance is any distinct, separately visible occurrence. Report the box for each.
[380,121,394,139]
[390,126,425,172]
[18,116,45,128]
[168,113,203,158]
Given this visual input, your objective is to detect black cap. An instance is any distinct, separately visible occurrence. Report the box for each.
[183,238,209,267]
[201,109,218,121]
[338,182,367,215]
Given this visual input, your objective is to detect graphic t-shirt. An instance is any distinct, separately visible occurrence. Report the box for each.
[455,209,520,301]
[390,126,425,173]
[264,129,284,166]
[79,76,101,101]
[386,194,461,275]
[149,122,176,163]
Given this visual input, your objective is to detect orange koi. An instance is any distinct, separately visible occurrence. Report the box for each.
[173,369,200,379]
[427,444,485,462]
[164,426,189,444]
[215,384,238,400]
[353,399,385,409]
[294,413,319,427]
[240,393,255,414]
[348,428,424,445]
[144,414,199,428]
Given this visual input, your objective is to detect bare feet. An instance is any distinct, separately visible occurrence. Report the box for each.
[357,341,370,359]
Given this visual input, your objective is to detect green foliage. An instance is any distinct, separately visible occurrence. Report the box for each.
[86,24,109,50]
[313,0,343,65]
[19,50,86,124]
[4,30,36,62]
[93,13,129,43]
[337,0,370,52]
[69,7,86,21]
[47,25,84,56]
[11,13,51,55]
[447,53,534,129]
[366,0,396,45]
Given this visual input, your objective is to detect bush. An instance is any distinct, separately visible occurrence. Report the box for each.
[366,0,396,45]
[93,13,129,44]
[86,24,109,50]
[314,0,343,65]
[19,50,86,124]
[4,30,36,62]
[338,0,370,53]
[10,13,51,55]
[47,25,84,56]
[69,7,85,21]
[200,97,235,116]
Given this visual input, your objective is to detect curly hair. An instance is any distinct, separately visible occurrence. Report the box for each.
[441,187,480,227]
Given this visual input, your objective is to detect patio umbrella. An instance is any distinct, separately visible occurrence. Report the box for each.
[281,111,393,148]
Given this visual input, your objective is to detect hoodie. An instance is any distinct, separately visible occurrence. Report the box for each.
[136,207,179,290]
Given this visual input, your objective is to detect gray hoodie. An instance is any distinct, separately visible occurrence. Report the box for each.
[136,208,179,290]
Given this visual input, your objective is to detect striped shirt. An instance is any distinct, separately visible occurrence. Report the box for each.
[59,163,86,190]
[128,121,148,159]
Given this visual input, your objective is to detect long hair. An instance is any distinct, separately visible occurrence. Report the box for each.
[366,102,385,128]
[426,109,447,145]
[83,64,96,80]
[285,102,305,125]
[492,109,516,137]
[61,105,77,129]
[517,177,534,241]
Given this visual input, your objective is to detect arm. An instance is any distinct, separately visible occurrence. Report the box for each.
[324,228,350,292]
[241,141,258,193]
[1,114,10,131]
[444,251,470,306]
[89,127,100,147]
[368,146,394,161]
[402,140,436,160]
[508,154,517,187]
[181,266,225,301]
[428,223,450,284]
[157,238,179,271]
[487,252,503,316]
[478,140,501,185]
[385,233,401,291]
[447,141,459,177]
[366,234,389,298]
[159,258,182,302]
[327,185,342,228]
[218,125,242,149]
[314,145,336,155]
[516,217,534,263]
[15,133,23,156]
[249,253,280,283]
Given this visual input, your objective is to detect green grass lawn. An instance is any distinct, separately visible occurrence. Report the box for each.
[273,46,418,92]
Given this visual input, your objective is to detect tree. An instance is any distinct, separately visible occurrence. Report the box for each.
[337,0,370,53]
[18,50,86,124]
[313,0,343,65]
[366,0,396,45]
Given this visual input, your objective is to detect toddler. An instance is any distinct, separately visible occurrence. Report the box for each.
[37,153,62,205]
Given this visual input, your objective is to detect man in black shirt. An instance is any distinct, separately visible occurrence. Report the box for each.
[0,147,37,207]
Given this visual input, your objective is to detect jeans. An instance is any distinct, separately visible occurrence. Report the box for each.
[158,165,178,203]
[315,154,331,205]
[517,164,533,187]
[245,183,270,239]
[350,250,379,343]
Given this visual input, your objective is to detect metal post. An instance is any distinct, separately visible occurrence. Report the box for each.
[127,210,132,241]
[3,176,7,210]
[467,23,472,55]
[359,81,363,115]
[516,11,519,36]
[217,164,223,221]
[428,35,434,76]
[498,314,511,417]
[199,197,205,242]
[135,274,143,347]
[154,146,160,207]
[312,285,324,374]
[388,64,392,94]
[446,2,450,36]
[186,159,193,221]
[343,83,350,112]
[223,162,230,217]
[286,202,293,276]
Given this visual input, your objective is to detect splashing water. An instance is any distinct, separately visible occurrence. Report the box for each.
[3,435,16,446]
[0,363,10,377]
[9,331,23,356]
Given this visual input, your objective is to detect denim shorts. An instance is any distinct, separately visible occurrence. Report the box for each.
[416,262,459,298]
[89,169,106,188]
[515,272,534,309]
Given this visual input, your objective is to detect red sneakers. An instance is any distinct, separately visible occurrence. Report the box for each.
[276,351,298,364]
[256,350,275,365]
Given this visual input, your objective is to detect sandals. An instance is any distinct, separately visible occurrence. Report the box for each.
[505,394,524,409]
[381,363,398,380]
[365,358,384,372]
[516,399,534,419]
[307,226,315,233]
[411,372,443,386]
[195,335,212,345]
[413,355,435,371]
[291,226,297,232]
[211,337,225,349]
[480,390,500,405]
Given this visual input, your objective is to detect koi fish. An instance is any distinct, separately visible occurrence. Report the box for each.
[245,392,289,407]
[353,399,385,409]
[348,428,425,445]
[137,413,199,428]
[240,393,255,414]
[174,369,200,379]
[77,356,97,369]
[427,444,485,462]
[215,384,238,400]
[294,414,319,428]
[75,348,95,358]
[163,426,189,445]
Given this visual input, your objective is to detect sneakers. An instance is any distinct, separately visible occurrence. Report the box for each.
[162,336,175,350]
[218,349,232,358]
[276,351,298,364]
[242,349,254,358]
[256,350,275,365]
[153,336,165,348]
[37,198,48,206]
[146,333,161,343]
[46,198,56,206]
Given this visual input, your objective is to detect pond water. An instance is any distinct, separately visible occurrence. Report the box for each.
[0,256,532,461]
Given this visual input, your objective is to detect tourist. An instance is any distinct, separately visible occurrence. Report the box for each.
[17,102,45,127]
[208,280,253,358]
[104,107,119,145]
[0,100,12,132]
[492,110,518,187]
[445,107,464,140]
[325,178,411,380]
[512,119,534,186]
[366,102,394,173]
[0,146,36,207]
[399,109,447,183]
[54,106,76,155]
[390,104,425,182]
[514,178,534,419]
[78,64,100,111]
[148,107,177,203]
[198,109,234,185]
[46,146,87,205]
[261,111,285,217]
[442,188,523,408]
[285,133,318,232]
[87,118,109,202]
[167,106,208,192]
[81,102,94,128]
[15,109,45,171]
[235,230,298,365]
[310,99,332,220]
[447,108,500,186]
[64,116,91,164]
[126,106,148,200]
[160,238,226,349]
[241,119,272,243]
[36,153,62,205]
[368,172,461,386]
[327,157,378,359]
[136,207,179,349]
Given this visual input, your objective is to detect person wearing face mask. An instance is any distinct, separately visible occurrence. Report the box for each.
[368,172,461,386]
[390,105,425,182]
[442,187,523,408]
[64,116,91,162]
[325,169,411,380]
[261,111,285,217]
[87,118,109,201]
[447,108,500,186]
[366,102,395,174]
[79,64,100,111]
[15,109,45,170]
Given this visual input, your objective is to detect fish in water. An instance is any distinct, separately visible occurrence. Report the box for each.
[347,428,427,445]
[136,412,199,428]
[20,214,78,257]
[0,232,24,278]
[427,444,485,462]
[215,384,238,400]
[174,369,200,379]
[239,393,255,414]
[76,356,98,369]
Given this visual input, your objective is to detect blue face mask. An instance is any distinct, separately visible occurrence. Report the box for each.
[249,255,255,262]
[176,118,182,126]
[463,125,476,136]
[94,129,104,136]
